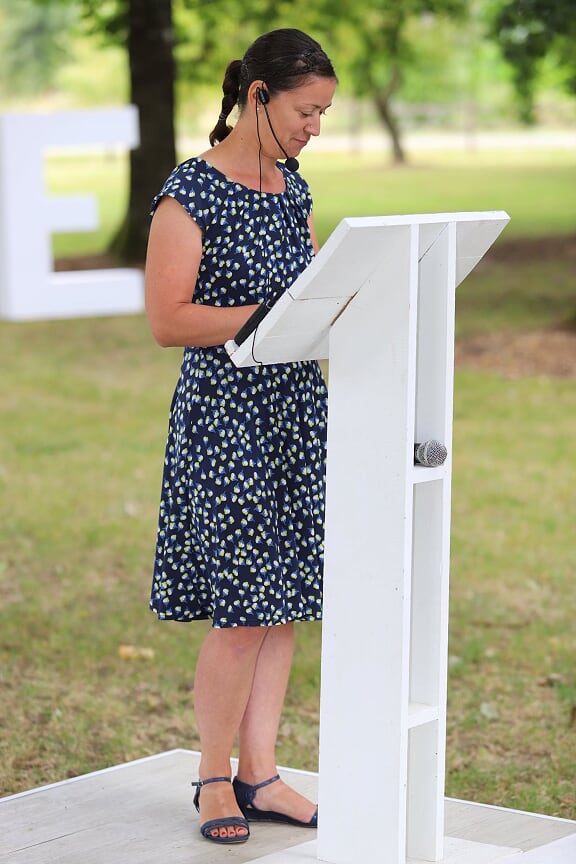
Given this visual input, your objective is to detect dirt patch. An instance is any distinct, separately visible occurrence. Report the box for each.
[489,234,576,264]
[54,254,143,271]
[56,239,576,379]
[488,234,576,264]
[455,326,576,379]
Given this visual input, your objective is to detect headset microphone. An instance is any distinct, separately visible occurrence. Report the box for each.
[257,87,300,172]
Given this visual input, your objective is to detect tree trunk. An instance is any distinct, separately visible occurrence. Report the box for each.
[372,63,406,164]
[109,0,176,263]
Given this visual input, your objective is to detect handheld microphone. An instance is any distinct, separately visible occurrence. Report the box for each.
[257,87,300,172]
[233,296,278,347]
[414,440,448,467]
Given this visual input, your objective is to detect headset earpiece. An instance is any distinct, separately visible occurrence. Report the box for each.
[257,86,270,105]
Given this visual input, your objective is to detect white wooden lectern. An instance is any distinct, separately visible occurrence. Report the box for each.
[226,211,509,864]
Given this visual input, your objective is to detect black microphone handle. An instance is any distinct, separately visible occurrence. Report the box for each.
[233,298,277,347]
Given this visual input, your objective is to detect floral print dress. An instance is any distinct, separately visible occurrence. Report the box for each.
[149,158,327,628]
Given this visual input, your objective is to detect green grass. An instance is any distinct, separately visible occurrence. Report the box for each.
[306,149,576,243]
[47,146,576,259]
[1,316,574,816]
[2,147,575,817]
[448,371,576,816]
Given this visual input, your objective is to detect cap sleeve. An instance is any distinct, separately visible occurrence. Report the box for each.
[150,158,216,232]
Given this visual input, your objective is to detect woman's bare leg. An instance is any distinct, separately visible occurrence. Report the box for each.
[193,625,267,839]
[237,622,317,823]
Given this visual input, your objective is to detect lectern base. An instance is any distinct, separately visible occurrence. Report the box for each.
[1,750,574,864]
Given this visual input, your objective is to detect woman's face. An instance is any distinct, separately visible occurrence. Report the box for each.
[259,75,337,161]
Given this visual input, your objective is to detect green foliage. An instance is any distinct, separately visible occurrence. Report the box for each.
[319,1,469,93]
[0,0,79,96]
[490,0,576,123]
[9,1,574,129]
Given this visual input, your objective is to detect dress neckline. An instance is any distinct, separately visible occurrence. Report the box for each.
[194,157,288,197]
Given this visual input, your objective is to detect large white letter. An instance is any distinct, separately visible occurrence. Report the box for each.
[0,106,144,321]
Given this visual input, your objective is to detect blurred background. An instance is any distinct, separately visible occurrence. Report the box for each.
[0,0,575,821]
[0,0,575,260]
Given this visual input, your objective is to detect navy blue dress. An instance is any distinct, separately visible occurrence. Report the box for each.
[149,158,327,628]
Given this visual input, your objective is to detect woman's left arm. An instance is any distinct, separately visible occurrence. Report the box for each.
[308,213,320,254]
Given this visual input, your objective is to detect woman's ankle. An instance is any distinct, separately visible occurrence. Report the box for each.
[198,757,233,781]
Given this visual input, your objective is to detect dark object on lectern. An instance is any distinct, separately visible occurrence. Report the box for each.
[414,440,447,467]
[233,300,276,347]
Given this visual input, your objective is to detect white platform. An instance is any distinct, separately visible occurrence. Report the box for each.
[1,750,575,863]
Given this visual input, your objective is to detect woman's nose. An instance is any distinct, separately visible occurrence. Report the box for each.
[305,115,321,136]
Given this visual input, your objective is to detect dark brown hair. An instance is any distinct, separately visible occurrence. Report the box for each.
[209,29,337,146]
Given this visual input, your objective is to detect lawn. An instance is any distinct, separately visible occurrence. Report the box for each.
[47,145,576,258]
[1,146,575,818]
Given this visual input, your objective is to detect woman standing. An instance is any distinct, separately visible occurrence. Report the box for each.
[145,29,337,845]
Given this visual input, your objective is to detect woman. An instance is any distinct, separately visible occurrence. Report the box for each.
[145,29,337,845]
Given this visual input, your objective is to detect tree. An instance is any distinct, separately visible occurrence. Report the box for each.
[26,0,297,261]
[28,0,176,262]
[312,0,468,163]
[490,0,576,124]
[110,0,177,261]
[76,0,176,261]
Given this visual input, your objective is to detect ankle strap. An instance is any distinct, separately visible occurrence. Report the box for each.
[248,773,281,792]
[191,775,231,788]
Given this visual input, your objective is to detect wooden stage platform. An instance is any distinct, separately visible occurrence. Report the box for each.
[1,750,575,863]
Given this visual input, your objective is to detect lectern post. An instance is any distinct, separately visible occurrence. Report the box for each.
[226,211,509,863]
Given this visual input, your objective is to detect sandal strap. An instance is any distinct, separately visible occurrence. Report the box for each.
[191,775,231,788]
[201,815,249,832]
[246,773,281,792]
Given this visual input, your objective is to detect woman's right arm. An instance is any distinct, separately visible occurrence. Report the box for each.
[145,196,259,348]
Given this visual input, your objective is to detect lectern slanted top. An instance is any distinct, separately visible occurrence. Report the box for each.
[227,211,510,864]
[225,211,509,367]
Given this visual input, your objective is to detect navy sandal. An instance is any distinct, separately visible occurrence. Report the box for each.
[233,774,318,827]
[192,776,250,844]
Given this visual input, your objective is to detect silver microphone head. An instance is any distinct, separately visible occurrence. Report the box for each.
[414,440,448,467]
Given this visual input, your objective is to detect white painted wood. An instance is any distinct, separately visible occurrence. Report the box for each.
[407,221,456,860]
[48,269,144,318]
[412,464,447,484]
[408,702,439,728]
[317,224,419,864]
[479,833,576,864]
[251,837,521,864]
[445,797,576,851]
[408,837,521,864]
[2,752,575,864]
[0,751,318,864]
[225,212,509,368]
[224,212,511,863]
[0,108,142,322]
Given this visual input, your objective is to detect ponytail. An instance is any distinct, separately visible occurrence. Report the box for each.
[209,59,242,146]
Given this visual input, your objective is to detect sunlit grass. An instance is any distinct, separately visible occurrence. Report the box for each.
[47,144,576,258]
[2,143,574,815]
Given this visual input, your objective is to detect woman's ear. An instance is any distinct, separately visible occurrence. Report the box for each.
[247,80,267,110]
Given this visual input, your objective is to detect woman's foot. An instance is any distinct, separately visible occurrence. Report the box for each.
[234,774,317,826]
[193,777,250,842]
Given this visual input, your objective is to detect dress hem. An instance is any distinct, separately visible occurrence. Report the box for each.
[149,606,322,628]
